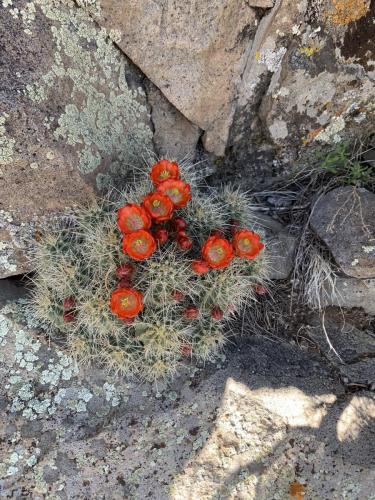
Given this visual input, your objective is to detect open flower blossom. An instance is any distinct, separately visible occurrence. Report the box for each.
[143,192,174,222]
[233,229,264,259]
[150,159,180,186]
[202,235,234,269]
[117,204,151,234]
[110,288,144,319]
[157,179,191,208]
[123,230,156,261]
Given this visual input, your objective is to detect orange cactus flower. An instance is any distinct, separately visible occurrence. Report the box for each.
[157,179,191,208]
[202,236,234,269]
[150,159,180,186]
[233,229,264,259]
[117,204,151,234]
[123,230,156,261]
[110,288,144,319]
[143,192,174,222]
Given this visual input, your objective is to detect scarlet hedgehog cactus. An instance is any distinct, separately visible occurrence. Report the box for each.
[29,157,269,381]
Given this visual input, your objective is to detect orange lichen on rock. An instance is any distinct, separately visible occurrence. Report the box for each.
[302,127,323,145]
[289,481,306,500]
[327,0,369,25]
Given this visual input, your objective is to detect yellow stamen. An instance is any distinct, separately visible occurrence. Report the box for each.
[160,170,170,179]
[152,199,161,207]
[120,297,129,307]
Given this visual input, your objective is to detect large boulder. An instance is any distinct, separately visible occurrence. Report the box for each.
[86,0,265,156]
[310,187,375,279]
[84,0,375,170]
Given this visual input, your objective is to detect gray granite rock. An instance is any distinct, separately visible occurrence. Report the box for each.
[323,277,375,316]
[310,187,375,279]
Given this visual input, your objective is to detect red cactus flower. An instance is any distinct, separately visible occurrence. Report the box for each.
[202,236,234,269]
[117,204,151,234]
[191,259,209,274]
[233,229,264,259]
[177,235,193,251]
[143,192,174,222]
[150,159,180,186]
[63,296,76,310]
[184,305,199,320]
[157,179,191,208]
[153,227,169,245]
[171,289,184,301]
[211,307,224,320]
[63,311,76,323]
[123,230,156,261]
[172,217,187,231]
[180,342,193,356]
[110,288,144,319]
[116,263,135,279]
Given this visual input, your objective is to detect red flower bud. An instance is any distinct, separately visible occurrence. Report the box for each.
[121,317,135,325]
[211,307,224,320]
[255,284,267,295]
[63,296,76,310]
[171,289,184,301]
[116,263,135,279]
[173,217,187,231]
[191,260,210,274]
[63,311,76,323]
[153,227,169,245]
[176,229,187,238]
[117,278,132,288]
[229,219,240,236]
[211,229,225,238]
[184,305,199,320]
[180,342,192,356]
[177,235,193,251]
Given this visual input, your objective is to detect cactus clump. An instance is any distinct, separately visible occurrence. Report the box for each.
[30,159,268,380]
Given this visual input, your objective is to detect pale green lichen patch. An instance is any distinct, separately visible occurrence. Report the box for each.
[23,0,153,179]
[103,382,120,407]
[0,299,125,426]
[0,114,15,165]
[0,313,11,347]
